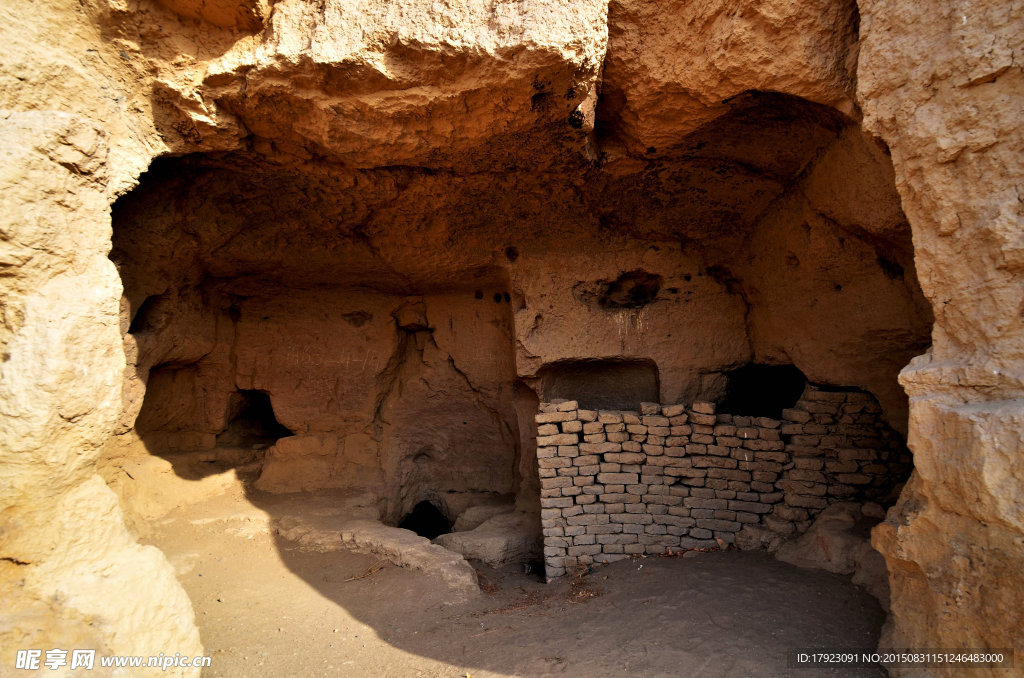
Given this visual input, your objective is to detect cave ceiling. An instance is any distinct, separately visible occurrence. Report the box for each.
[115,91,873,299]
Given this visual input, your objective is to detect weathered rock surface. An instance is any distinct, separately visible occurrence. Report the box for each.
[856,0,1024,670]
[598,0,859,160]
[338,521,481,593]
[453,504,516,533]
[0,77,203,677]
[434,511,541,567]
[776,502,890,610]
[1,0,1020,669]
[275,515,482,594]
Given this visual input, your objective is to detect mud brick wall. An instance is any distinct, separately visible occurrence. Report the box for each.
[537,386,912,579]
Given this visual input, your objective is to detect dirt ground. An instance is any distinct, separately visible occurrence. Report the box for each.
[145,491,888,678]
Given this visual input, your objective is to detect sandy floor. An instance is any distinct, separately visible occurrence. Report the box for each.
[146,490,888,678]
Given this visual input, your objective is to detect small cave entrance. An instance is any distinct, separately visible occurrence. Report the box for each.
[718,364,807,419]
[398,501,451,540]
[537,358,660,411]
[127,293,168,335]
[216,390,292,448]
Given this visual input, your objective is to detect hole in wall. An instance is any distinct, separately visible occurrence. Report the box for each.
[598,269,662,309]
[128,293,168,335]
[398,501,451,539]
[718,364,807,419]
[216,390,292,447]
[341,311,372,327]
[537,358,660,411]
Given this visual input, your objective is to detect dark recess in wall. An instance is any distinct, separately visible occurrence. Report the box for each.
[719,364,807,419]
[599,270,662,309]
[128,294,167,335]
[216,390,292,446]
[538,359,660,411]
[399,501,451,539]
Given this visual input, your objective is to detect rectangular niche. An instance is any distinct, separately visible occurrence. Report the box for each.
[536,359,660,411]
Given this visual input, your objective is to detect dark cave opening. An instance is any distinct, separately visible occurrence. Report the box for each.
[538,358,660,411]
[719,364,807,419]
[398,501,451,540]
[127,293,168,335]
[216,390,292,447]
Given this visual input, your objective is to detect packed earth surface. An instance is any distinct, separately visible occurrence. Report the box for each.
[150,488,888,678]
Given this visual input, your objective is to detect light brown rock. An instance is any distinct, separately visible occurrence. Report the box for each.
[776,503,890,610]
[1,0,1019,665]
[857,0,1024,663]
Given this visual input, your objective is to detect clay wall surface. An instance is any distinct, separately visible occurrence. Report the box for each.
[117,285,523,524]
[537,388,911,579]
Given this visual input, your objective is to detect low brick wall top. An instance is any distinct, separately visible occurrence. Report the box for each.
[536,387,910,579]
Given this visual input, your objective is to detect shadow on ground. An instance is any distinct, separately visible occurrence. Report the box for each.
[135,453,888,678]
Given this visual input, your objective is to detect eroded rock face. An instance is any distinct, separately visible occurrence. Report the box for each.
[0,108,202,675]
[112,276,524,523]
[1,0,1018,668]
[857,0,1024,668]
[598,0,859,160]
[776,502,891,610]
[434,511,541,568]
